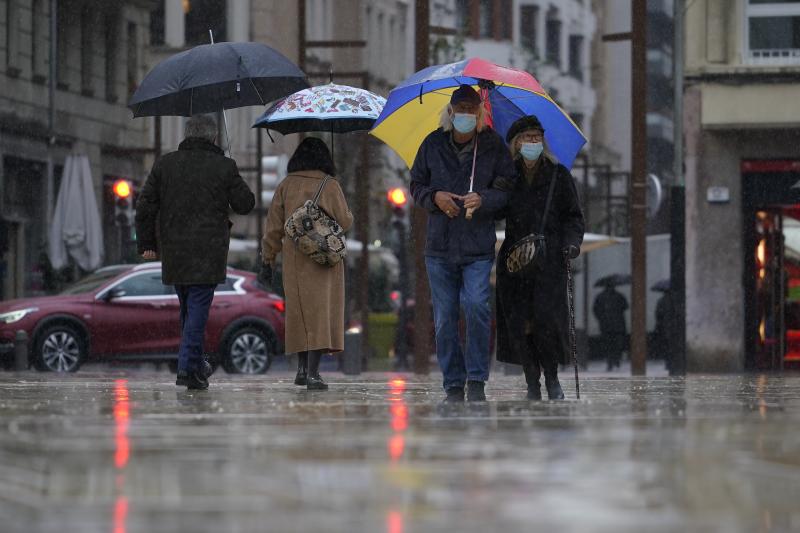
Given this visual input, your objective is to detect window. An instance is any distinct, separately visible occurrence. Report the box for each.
[569,35,583,80]
[520,5,539,55]
[56,1,70,88]
[80,5,94,96]
[498,0,512,40]
[545,10,561,67]
[455,0,470,33]
[216,276,240,293]
[114,273,171,297]
[479,0,493,38]
[746,0,800,64]
[105,11,119,102]
[31,0,48,81]
[185,0,226,45]
[150,3,165,46]
[6,0,21,75]
[127,22,138,98]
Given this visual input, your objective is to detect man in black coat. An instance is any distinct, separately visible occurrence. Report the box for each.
[135,115,255,389]
[410,85,517,402]
[593,285,629,370]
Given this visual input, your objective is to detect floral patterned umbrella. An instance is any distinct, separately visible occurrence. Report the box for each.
[252,83,386,135]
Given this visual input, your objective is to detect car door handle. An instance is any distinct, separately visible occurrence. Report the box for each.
[150,302,166,309]
[214,302,232,308]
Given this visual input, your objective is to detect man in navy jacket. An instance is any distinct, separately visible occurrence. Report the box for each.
[410,85,516,402]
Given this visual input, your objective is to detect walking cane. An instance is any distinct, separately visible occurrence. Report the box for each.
[565,251,581,399]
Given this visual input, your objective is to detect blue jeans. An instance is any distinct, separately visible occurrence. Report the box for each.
[425,257,493,390]
[175,284,216,373]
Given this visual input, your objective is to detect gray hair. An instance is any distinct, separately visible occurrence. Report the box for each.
[185,114,218,143]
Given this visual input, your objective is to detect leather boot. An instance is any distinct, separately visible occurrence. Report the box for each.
[523,362,542,400]
[306,350,328,391]
[294,352,308,386]
[466,380,486,402]
[444,387,464,403]
[544,368,565,400]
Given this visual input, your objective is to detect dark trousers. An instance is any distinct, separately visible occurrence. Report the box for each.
[175,284,216,373]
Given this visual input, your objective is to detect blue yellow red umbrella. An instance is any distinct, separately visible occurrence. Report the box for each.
[370,57,587,169]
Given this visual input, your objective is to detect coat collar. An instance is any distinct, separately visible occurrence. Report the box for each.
[178,137,224,155]
[289,170,330,180]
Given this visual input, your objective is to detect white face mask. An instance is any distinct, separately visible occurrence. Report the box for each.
[452,113,477,134]
[520,142,543,161]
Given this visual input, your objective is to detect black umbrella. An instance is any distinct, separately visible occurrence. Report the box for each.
[128,41,308,117]
[651,279,670,292]
[594,273,632,288]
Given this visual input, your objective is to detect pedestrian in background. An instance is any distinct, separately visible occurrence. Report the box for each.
[260,137,353,391]
[495,115,585,400]
[594,284,629,371]
[410,84,517,402]
[136,114,255,390]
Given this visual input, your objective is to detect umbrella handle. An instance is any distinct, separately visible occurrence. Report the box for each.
[465,207,475,220]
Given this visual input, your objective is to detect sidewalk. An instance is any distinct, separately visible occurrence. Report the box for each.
[0,370,797,533]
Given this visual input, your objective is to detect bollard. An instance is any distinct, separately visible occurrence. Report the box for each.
[342,330,362,375]
[14,330,28,371]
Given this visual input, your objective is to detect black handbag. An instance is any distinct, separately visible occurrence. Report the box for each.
[504,165,558,276]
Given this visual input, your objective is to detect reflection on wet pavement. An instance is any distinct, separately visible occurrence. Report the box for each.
[0,371,798,532]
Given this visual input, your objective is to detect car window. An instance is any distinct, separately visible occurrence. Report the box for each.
[115,272,170,297]
[216,276,239,293]
[60,269,127,295]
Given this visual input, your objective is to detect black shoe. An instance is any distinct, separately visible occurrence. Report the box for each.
[176,360,212,386]
[466,380,486,402]
[306,374,328,390]
[526,382,542,400]
[545,377,565,400]
[294,370,308,386]
[444,386,465,403]
[185,370,209,390]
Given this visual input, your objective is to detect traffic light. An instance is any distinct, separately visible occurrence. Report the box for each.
[387,187,409,221]
[113,179,134,227]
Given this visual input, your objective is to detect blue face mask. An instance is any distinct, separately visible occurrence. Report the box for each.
[520,142,543,161]
[452,113,477,134]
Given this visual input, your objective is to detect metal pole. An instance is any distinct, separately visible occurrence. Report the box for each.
[412,0,431,375]
[46,0,57,241]
[630,0,648,376]
[256,127,263,246]
[394,212,410,370]
[673,0,684,187]
[357,134,371,364]
[298,0,306,72]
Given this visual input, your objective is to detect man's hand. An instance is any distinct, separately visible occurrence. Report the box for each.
[462,192,482,211]
[434,191,462,218]
[141,250,157,260]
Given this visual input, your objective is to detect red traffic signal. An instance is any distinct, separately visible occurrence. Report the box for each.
[387,187,408,207]
[113,179,132,199]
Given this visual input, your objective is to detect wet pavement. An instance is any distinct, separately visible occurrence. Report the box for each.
[0,369,798,533]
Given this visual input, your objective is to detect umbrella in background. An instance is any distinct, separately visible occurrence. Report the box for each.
[253,83,386,136]
[128,41,308,117]
[48,155,104,272]
[371,57,586,169]
[594,273,632,288]
[651,279,671,292]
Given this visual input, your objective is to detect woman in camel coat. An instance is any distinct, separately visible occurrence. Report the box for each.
[260,137,354,390]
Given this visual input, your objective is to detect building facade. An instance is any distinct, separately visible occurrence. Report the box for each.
[1,0,155,300]
[683,0,800,371]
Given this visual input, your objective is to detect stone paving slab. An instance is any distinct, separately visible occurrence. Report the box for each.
[0,370,798,533]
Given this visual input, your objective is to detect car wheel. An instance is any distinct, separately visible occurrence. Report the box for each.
[34,324,86,372]
[222,327,273,374]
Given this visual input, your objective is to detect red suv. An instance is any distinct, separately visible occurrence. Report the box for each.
[0,263,285,374]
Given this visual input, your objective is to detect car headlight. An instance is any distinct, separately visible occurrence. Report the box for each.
[0,308,39,324]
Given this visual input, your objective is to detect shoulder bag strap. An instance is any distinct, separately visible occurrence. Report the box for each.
[311,175,332,206]
[537,163,559,235]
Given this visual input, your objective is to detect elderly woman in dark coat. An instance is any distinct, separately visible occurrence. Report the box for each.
[495,116,585,400]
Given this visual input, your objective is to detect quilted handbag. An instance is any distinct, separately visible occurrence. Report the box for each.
[504,165,558,276]
[284,175,347,267]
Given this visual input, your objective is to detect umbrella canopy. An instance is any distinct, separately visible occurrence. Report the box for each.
[594,273,632,288]
[651,279,671,292]
[253,83,386,134]
[128,42,308,117]
[370,57,586,169]
[48,155,104,271]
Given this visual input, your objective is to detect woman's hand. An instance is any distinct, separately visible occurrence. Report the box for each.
[141,250,157,260]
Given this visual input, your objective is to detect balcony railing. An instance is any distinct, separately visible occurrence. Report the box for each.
[749,48,800,66]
